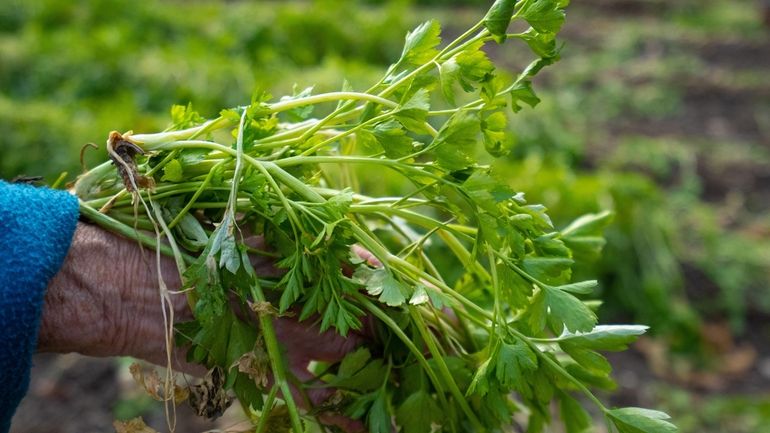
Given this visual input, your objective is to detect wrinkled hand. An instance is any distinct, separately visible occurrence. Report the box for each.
[38,222,366,431]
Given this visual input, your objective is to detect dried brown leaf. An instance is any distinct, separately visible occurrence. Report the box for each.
[129,362,189,403]
[113,417,159,433]
[189,367,233,420]
[236,345,270,388]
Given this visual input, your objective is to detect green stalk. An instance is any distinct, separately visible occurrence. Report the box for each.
[248,279,305,433]
[255,385,280,433]
[268,92,397,113]
[353,295,453,422]
[510,327,609,413]
[408,307,485,432]
[168,160,226,228]
[79,202,194,263]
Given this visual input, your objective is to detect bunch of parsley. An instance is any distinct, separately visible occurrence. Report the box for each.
[75,1,678,432]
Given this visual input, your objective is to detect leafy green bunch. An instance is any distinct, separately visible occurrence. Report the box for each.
[75,1,677,432]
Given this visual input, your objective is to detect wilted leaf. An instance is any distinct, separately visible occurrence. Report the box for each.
[129,363,188,403]
[189,367,233,420]
[113,417,159,433]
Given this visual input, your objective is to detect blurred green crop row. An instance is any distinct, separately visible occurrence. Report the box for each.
[0,0,433,180]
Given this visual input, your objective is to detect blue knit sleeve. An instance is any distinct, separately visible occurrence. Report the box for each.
[0,181,79,433]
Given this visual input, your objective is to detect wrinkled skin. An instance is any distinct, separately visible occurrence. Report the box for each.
[38,222,368,431]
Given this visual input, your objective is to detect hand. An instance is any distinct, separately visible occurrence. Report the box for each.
[37,222,189,365]
[38,222,366,431]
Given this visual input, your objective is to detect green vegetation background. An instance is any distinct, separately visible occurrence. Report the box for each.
[2,0,769,431]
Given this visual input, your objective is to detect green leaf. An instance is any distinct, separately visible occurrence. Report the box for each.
[556,325,648,351]
[484,0,517,41]
[519,28,559,58]
[562,211,614,237]
[346,391,376,419]
[396,390,442,433]
[161,159,184,182]
[279,85,315,121]
[518,0,566,34]
[438,59,461,105]
[495,339,538,392]
[333,349,387,391]
[233,373,264,411]
[425,284,454,309]
[510,79,541,112]
[482,111,513,157]
[368,389,392,433]
[372,120,416,159]
[456,41,496,86]
[467,357,492,396]
[337,347,371,379]
[184,254,226,326]
[409,284,429,305]
[218,231,240,275]
[277,264,303,313]
[190,309,235,366]
[561,345,611,377]
[225,316,258,387]
[498,263,533,309]
[399,20,441,66]
[432,111,480,171]
[174,213,208,250]
[522,256,573,285]
[559,392,592,433]
[395,88,431,134]
[544,286,597,333]
[439,42,496,104]
[564,362,617,391]
[608,407,678,433]
[462,169,515,214]
[554,280,598,295]
[527,289,548,333]
[354,267,408,307]
[527,411,546,433]
[561,211,613,260]
[334,359,387,391]
[170,102,205,130]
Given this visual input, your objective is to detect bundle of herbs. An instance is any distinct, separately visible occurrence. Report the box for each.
[74,1,677,432]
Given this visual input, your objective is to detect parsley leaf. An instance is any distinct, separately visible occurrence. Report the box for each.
[396,390,442,433]
[354,267,408,307]
[431,111,481,171]
[484,0,517,42]
[399,20,441,67]
[608,407,679,433]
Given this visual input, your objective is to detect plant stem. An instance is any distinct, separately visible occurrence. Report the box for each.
[409,307,485,432]
[268,92,397,113]
[248,279,304,433]
[353,295,452,412]
[254,385,280,433]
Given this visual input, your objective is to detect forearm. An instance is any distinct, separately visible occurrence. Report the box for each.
[0,180,79,432]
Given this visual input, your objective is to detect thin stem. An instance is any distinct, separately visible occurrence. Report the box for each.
[168,160,226,229]
[79,202,194,264]
[354,295,452,411]
[268,92,397,113]
[510,327,609,412]
[409,308,485,432]
[248,279,304,433]
[254,385,280,433]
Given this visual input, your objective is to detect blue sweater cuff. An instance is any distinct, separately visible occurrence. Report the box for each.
[0,181,79,432]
